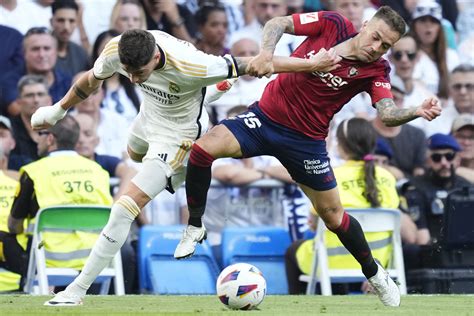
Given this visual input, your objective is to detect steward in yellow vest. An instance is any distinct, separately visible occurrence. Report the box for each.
[1,115,112,289]
[0,169,26,292]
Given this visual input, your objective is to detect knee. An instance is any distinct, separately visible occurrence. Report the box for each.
[317,206,344,230]
[127,147,145,163]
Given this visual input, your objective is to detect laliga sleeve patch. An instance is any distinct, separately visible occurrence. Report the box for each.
[299,13,319,24]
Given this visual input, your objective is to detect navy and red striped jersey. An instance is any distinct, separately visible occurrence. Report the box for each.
[259,11,393,140]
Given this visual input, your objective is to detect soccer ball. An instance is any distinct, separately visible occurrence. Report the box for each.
[216,263,266,310]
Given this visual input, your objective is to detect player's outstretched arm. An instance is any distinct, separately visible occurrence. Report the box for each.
[235,48,340,77]
[375,97,442,127]
[31,69,103,130]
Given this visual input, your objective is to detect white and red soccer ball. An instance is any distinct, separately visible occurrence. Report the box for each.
[216,263,267,310]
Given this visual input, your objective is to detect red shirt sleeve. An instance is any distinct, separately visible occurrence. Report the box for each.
[292,11,354,38]
[292,11,327,36]
[368,76,393,105]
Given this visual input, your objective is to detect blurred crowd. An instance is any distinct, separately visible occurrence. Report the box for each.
[0,0,472,293]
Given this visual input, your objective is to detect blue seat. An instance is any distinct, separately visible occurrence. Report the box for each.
[138,225,220,294]
[221,226,291,294]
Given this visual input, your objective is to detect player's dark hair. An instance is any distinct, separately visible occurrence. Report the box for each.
[93,29,141,112]
[118,29,156,69]
[336,118,380,208]
[50,115,80,150]
[52,0,79,15]
[374,5,407,36]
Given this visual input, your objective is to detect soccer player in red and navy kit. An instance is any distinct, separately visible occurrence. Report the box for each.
[177,6,442,306]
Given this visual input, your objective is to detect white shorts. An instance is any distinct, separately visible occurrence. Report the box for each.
[128,110,196,193]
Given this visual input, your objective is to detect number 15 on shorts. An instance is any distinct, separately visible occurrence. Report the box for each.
[238,112,262,129]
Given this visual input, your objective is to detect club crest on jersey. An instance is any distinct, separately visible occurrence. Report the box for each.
[348,67,358,77]
[169,82,180,93]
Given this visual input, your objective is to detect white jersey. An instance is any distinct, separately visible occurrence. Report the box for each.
[93,30,238,140]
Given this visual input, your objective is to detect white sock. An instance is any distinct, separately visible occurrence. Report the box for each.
[66,196,139,297]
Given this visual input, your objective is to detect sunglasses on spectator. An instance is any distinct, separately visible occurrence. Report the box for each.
[25,27,50,37]
[391,51,417,61]
[451,83,474,92]
[430,152,456,163]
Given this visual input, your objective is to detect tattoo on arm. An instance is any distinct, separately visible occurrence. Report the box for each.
[73,84,89,100]
[261,16,295,53]
[375,98,418,126]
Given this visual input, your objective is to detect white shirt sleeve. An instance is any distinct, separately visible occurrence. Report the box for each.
[93,36,121,80]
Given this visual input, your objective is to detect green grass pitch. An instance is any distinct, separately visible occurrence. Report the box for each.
[0,295,473,315]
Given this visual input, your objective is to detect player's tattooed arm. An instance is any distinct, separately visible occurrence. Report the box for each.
[234,57,250,76]
[375,98,419,126]
[376,96,442,126]
[260,16,295,54]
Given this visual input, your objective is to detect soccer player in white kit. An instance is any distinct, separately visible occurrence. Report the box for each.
[31,29,341,305]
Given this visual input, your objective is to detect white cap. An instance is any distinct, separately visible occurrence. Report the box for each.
[412,0,442,23]
[0,115,12,130]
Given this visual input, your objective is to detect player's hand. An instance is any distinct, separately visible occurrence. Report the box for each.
[310,48,342,73]
[247,51,274,78]
[31,103,67,130]
[416,97,442,121]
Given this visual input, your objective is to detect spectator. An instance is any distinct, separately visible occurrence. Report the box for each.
[0,25,24,75]
[372,77,427,178]
[410,0,460,100]
[92,30,141,124]
[400,133,471,269]
[0,115,113,288]
[110,0,147,33]
[140,0,197,42]
[401,133,470,246]
[194,3,230,56]
[0,116,17,170]
[388,34,451,136]
[229,0,302,57]
[442,64,474,124]
[51,0,90,77]
[451,114,474,183]
[373,137,404,180]
[0,138,22,292]
[72,72,129,159]
[329,0,366,31]
[0,27,71,116]
[285,118,413,294]
[206,37,271,124]
[0,0,43,34]
[9,75,52,170]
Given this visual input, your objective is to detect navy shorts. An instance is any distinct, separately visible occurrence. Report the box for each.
[220,103,336,191]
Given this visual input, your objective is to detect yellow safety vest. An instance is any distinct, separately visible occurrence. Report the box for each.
[296,161,400,274]
[0,171,24,292]
[21,153,113,269]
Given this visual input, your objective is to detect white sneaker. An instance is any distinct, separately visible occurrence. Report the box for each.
[44,290,83,306]
[368,262,401,307]
[174,224,207,259]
